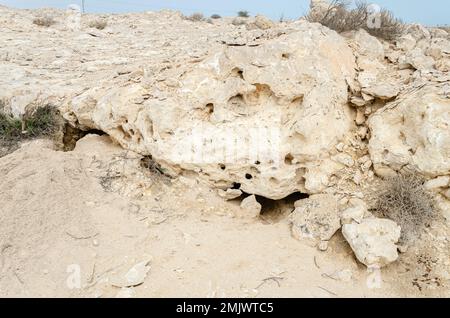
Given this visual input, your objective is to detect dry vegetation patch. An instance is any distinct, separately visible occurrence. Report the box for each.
[375,173,437,244]
[0,105,62,157]
[306,0,405,41]
[33,16,56,27]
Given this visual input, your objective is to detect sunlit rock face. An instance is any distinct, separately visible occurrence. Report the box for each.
[369,84,450,178]
[68,22,357,199]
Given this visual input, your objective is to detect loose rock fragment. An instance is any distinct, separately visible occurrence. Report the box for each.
[240,195,262,217]
[342,218,401,268]
[290,194,340,242]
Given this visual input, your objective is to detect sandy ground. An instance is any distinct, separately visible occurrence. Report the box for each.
[0,135,449,298]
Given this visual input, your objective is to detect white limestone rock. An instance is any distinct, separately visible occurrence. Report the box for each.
[368,85,450,178]
[240,195,262,217]
[342,218,401,268]
[341,198,367,225]
[67,22,357,200]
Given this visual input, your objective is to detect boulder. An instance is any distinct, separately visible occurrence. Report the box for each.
[400,48,435,71]
[353,29,385,61]
[342,218,401,268]
[290,194,340,242]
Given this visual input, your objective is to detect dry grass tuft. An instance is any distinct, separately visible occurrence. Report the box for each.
[185,13,205,22]
[306,0,405,41]
[375,173,437,244]
[0,105,62,157]
[237,11,250,18]
[33,16,56,27]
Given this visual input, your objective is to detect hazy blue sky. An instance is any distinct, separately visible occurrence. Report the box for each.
[0,0,448,25]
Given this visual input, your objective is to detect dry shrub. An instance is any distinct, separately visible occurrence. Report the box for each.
[237,11,250,18]
[211,14,222,19]
[306,0,405,41]
[89,19,108,30]
[33,16,56,27]
[185,13,205,22]
[375,173,436,244]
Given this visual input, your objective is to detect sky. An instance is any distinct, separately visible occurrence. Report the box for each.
[0,0,448,26]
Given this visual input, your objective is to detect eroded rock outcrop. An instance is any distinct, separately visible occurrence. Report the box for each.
[368,84,450,178]
[67,22,357,200]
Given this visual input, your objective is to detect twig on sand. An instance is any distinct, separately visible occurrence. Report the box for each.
[317,286,338,297]
[321,272,338,281]
[65,231,99,240]
[14,271,24,285]
[314,256,320,269]
[255,276,285,289]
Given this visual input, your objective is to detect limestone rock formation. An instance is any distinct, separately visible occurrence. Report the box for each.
[67,22,357,200]
[369,84,450,178]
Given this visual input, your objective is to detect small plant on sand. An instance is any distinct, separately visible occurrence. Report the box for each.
[237,11,250,18]
[375,173,436,244]
[211,14,222,19]
[33,16,56,27]
[306,0,405,41]
[88,19,108,30]
[0,105,61,157]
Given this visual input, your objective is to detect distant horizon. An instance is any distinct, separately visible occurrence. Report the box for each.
[0,0,448,26]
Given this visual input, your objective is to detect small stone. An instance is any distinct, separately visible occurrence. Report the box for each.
[350,96,367,107]
[111,259,151,288]
[353,170,363,185]
[240,195,262,218]
[356,109,366,125]
[333,153,354,167]
[317,241,328,251]
[357,126,368,138]
[341,199,367,225]
[331,269,353,282]
[218,188,242,200]
[424,176,450,190]
[335,142,345,152]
